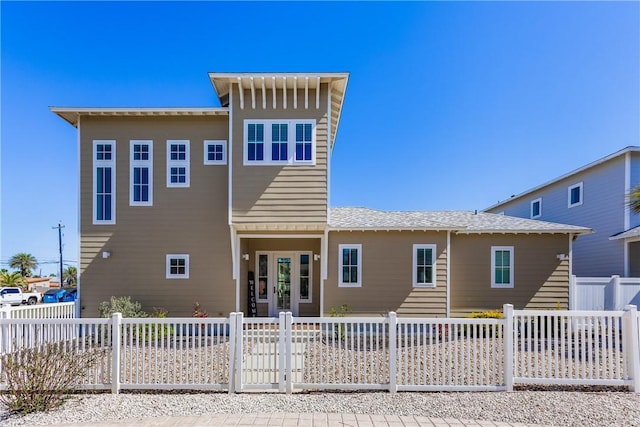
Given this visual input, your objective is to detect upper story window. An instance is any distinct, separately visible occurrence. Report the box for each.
[530,198,542,219]
[93,140,116,225]
[167,140,190,188]
[491,246,514,288]
[339,244,362,287]
[413,244,436,288]
[130,141,153,206]
[568,182,583,208]
[204,140,227,165]
[244,120,316,166]
[166,254,189,279]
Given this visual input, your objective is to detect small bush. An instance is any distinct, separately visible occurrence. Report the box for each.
[466,310,504,338]
[469,310,504,319]
[98,296,148,318]
[0,342,104,414]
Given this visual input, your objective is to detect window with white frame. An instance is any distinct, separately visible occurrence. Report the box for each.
[568,182,583,208]
[93,140,116,224]
[491,246,514,288]
[339,244,362,287]
[204,140,227,165]
[130,141,153,206]
[167,140,190,187]
[530,198,542,219]
[166,254,189,279]
[244,120,316,165]
[257,253,269,301]
[299,253,311,302]
[413,244,436,287]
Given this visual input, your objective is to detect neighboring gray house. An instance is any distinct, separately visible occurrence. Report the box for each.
[485,146,640,277]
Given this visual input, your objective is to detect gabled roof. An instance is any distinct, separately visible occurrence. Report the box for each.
[610,225,640,240]
[50,107,229,128]
[485,146,640,211]
[208,72,349,149]
[329,207,591,235]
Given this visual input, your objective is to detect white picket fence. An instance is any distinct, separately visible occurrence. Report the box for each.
[0,302,77,320]
[571,275,640,310]
[1,305,639,394]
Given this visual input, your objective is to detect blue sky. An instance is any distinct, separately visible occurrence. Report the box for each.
[1,1,639,276]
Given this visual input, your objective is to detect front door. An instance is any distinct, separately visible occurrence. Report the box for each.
[275,255,292,313]
[256,251,311,317]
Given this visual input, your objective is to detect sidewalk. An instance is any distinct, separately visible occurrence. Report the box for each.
[24,413,552,427]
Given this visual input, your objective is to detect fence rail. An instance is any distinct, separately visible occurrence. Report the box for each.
[1,305,639,394]
[0,302,76,320]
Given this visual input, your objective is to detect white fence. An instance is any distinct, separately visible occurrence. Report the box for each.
[0,302,77,320]
[1,305,639,394]
[571,275,640,310]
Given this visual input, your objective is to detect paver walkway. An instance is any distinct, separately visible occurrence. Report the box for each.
[23,413,553,427]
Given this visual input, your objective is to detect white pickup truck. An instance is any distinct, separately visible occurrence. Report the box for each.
[0,287,41,306]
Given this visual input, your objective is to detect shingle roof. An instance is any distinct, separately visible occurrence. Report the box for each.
[329,207,591,234]
[609,225,640,240]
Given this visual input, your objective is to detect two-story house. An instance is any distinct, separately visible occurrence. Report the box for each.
[485,146,640,278]
[52,72,589,318]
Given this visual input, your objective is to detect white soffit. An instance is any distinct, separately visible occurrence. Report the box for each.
[50,107,229,127]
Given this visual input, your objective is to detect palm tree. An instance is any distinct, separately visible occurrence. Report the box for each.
[63,266,77,286]
[0,271,27,288]
[9,253,38,278]
[628,184,640,214]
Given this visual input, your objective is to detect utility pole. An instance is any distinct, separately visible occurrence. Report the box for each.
[52,222,65,286]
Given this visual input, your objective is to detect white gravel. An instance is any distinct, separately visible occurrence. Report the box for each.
[1,389,639,427]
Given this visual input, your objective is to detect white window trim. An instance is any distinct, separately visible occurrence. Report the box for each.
[166,254,189,279]
[491,246,514,288]
[93,140,116,225]
[412,244,437,288]
[204,140,227,165]
[568,182,583,208]
[299,252,313,303]
[530,198,542,219]
[166,140,190,188]
[338,244,362,288]
[130,140,153,206]
[243,119,316,166]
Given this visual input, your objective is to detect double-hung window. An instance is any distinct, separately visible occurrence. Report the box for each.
[244,120,316,165]
[339,244,362,287]
[491,246,514,288]
[130,141,153,206]
[530,198,542,219]
[93,140,116,224]
[166,254,189,279]
[204,140,227,165]
[167,140,190,187]
[413,244,436,287]
[568,182,583,208]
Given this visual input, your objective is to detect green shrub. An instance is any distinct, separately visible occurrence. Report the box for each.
[98,296,148,318]
[329,304,350,341]
[0,342,104,414]
[468,310,504,319]
[466,310,504,338]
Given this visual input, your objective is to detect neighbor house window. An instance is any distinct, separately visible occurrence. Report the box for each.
[204,140,226,165]
[413,244,436,287]
[166,254,189,279]
[167,140,190,187]
[491,246,514,288]
[299,253,311,302]
[244,120,315,165]
[339,244,362,287]
[530,198,542,219]
[93,140,116,224]
[130,141,153,206]
[568,182,583,208]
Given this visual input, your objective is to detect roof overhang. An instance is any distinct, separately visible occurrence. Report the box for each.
[455,229,592,235]
[50,107,229,127]
[208,72,349,149]
[328,227,460,232]
[610,225,640,241]
[232,223,327,232]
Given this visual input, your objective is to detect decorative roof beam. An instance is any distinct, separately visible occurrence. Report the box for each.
[260,77,267,109]
[249,77,256,109]
[282,77,287,109]
[293,76,298,109]
[237,77,245,110]
[305,77,309,109]
[315,77,320,109]
[271,77,277,109]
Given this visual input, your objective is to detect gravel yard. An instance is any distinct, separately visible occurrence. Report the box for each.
[1,388,639,427]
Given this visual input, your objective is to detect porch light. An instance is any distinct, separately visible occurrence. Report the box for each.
[102,251,111,259]
[242,253,250,261]
[314,254,320,261]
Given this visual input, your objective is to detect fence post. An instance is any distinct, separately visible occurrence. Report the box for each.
[503,304,514,392]
[234,312,244,393]
[388,312,397,393]
[569,275,576,310]
[111,312,122,394]
[623,305,640,393]
[285,312,293,394]
[612,275,621,310]
[228,313,237,394]
[278,312,286,393]
[0,304,10,355]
